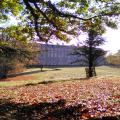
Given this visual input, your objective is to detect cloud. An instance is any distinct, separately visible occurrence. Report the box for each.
[102,28,120,53]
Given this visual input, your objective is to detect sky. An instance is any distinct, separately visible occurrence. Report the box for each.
[102,27,120,54]
[0,16,120,54]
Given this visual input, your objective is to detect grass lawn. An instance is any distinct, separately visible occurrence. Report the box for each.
[0,66,120,119]
[0,66,120,87]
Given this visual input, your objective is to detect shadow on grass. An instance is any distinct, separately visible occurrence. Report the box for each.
[25,78,88,86]
[107,65,120,68]
[0,98,119,120]
[25,81,54,86]
[8,70,46,77]
[5,68,61,79]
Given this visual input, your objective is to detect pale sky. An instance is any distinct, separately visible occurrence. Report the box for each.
[102,27,120,54]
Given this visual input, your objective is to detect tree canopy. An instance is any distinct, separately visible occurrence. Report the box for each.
[72,29,106,77]
[0,0,120,42]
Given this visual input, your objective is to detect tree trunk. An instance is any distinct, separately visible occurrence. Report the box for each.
[0,73,7,79]
[88,43,94,78]
[85,67,96,78]
[0,64,8,79]
[88,67,93,77]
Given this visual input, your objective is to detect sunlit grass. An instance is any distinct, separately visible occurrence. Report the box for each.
[0,66,120,87]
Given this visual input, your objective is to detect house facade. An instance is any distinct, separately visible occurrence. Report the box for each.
[36,44,106,66]
[38,44,78,66]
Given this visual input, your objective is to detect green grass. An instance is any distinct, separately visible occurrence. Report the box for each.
[0,66,120,87]
[96,66,120,76]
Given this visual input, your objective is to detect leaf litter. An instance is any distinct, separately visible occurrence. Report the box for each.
[0,78,120,119]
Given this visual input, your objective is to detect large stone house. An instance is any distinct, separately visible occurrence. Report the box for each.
[36,44,106,66]
[38,44,78,66]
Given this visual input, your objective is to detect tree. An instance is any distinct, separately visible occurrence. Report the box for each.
[21,0,120,41]
[72,29,106,77]
[1,0,120,42]
[0,0,23,21]
[0,26,38,79]
[86,29,106,77]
